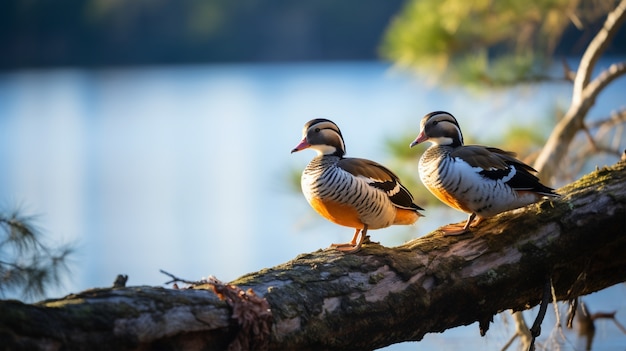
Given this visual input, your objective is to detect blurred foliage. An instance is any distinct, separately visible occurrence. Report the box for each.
[0,210,72,301]
[381,0,624,86]
[287,166,304,195]
[484,119,555,165]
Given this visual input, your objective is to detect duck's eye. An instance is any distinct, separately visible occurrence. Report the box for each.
[314,128,321,132]
[432,121,439,126]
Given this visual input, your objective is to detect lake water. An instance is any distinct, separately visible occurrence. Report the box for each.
[0,61,624,349]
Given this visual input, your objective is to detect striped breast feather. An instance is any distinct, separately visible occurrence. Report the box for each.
[452,145,558,196]
[337,158,424,211]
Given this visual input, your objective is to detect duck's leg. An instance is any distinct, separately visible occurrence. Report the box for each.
[331,225,368,253]
[330,228,360,248]
[468,215,483,228]
[441,213,476,236]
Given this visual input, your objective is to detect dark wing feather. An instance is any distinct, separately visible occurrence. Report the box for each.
[338,158,424,211]
[451,145,513,170]
[453,145,558,196]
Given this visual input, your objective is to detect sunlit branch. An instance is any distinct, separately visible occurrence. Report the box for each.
[572,0,626,105]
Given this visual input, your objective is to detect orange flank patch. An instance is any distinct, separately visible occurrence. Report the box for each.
[394,208,420,225]
[429,186,471,213]
[309,197,364,229]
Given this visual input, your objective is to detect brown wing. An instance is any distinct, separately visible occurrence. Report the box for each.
[338,158,424,211]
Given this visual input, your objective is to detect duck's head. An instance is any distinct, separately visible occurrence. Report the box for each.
[291,118,346,157]
[410,111,464,148]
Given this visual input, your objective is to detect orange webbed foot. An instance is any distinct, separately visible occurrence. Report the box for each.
[329,227,369,253]
[440,213,483,236]
[440,223,471,236]
[330,243,361,253]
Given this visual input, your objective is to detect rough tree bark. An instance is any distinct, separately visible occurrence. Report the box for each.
[1,161,625,350]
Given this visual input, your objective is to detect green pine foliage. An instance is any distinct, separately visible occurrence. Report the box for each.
[0,210,73,301]
[380,0,614,86]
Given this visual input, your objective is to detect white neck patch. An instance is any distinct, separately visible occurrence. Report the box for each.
[429,136,454,146]
[313,144,339,156]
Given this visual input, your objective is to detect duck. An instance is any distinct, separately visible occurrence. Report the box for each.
[292,118,424,253]
[409,111,558,235]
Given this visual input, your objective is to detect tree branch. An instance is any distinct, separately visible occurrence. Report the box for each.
[1,161,625,350]
[534,0,626,182]
[572,0,626,105]
[587,107,626,130]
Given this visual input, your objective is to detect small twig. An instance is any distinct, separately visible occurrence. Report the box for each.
[529,277,552,351]
[613,316,626,334]
[160,269,272,350]
[561,58,576,82]
[566,298,578,329]
[550,280,568,346]
[551,281,561,329]
[501,311,532,351]
[589,310,626,334]
[567,11,584,30]
[577,301,596,351]
[500,333,517,351]
[588,145,623,157]
[587,108,626,130]
[160,269,215,286]
[581,125,599,152]
[591,311,616,319]
[112,274,128,288]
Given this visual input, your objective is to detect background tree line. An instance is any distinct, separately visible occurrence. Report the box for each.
[1,0,625,70]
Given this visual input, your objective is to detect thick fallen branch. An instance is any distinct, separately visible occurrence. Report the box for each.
[1,161,625,350]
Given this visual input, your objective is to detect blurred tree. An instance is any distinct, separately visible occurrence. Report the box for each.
[0,210,72,301]
[382,0,623,86]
